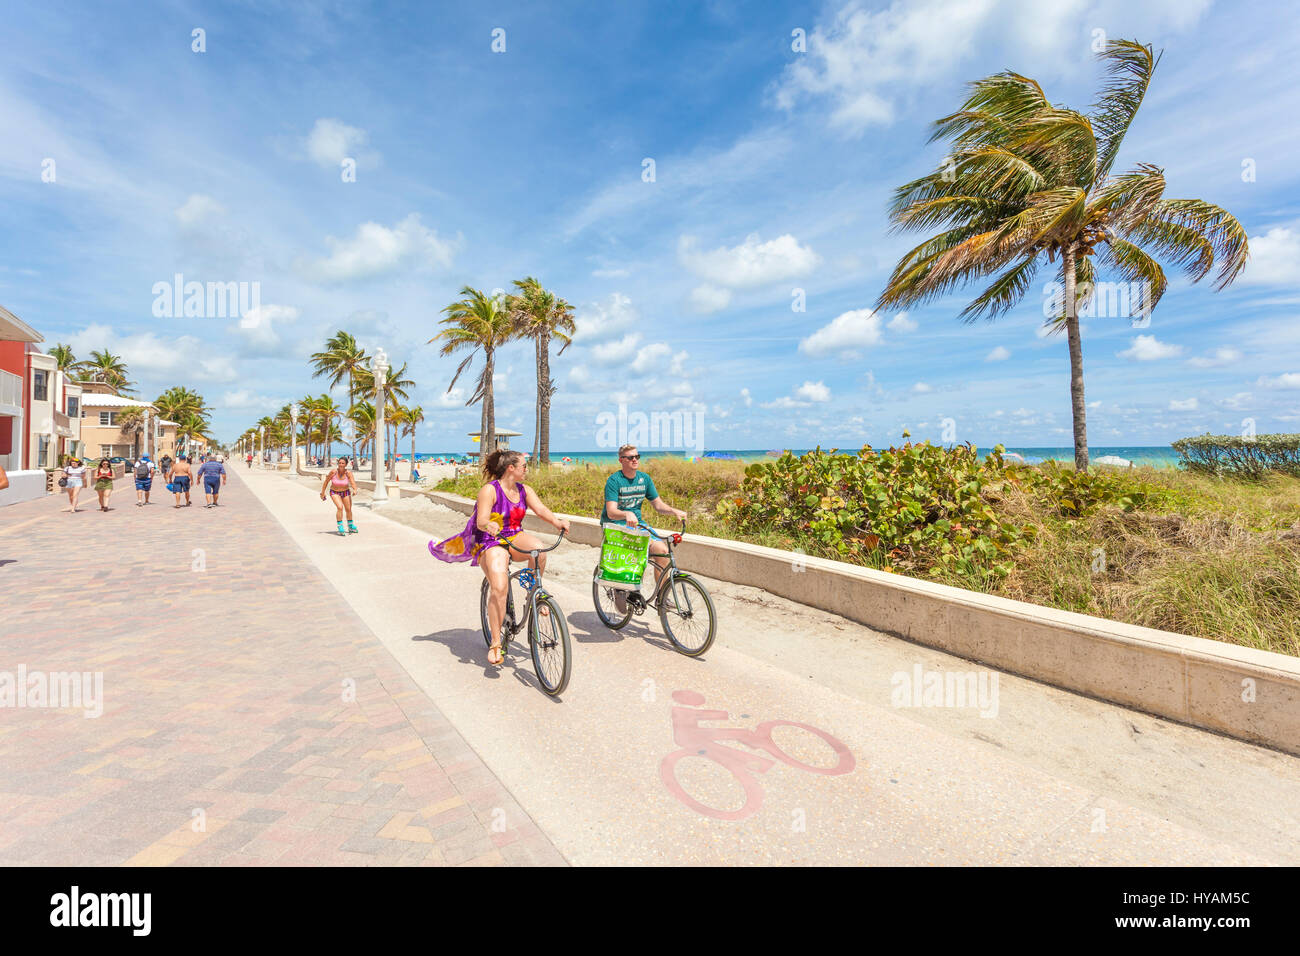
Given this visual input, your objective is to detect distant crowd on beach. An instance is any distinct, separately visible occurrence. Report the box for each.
[57,452,229,513]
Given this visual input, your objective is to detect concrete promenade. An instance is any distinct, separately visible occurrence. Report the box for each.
[1,465,1297,865]
[0,467,563,866]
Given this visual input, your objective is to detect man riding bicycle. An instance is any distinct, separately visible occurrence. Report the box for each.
[601,444,687,610]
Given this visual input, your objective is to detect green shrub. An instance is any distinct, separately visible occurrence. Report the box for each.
[1172,433,1300,479]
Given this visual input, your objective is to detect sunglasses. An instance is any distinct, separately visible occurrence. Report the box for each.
[621,454,640,460]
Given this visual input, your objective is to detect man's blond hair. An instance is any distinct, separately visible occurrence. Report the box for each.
[618,444,638,458]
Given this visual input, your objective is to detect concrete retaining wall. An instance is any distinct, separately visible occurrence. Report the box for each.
[428,489,1300,756]
[0,469,50,506]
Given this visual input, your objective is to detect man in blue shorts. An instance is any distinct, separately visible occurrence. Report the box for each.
[196,455,227,507]
[600,444,687,611]
[133,455,155,506]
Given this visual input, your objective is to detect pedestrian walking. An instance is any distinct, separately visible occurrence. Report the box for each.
[319,457,358,535]
[93,457,115,511]
[133,455,156,506]
[167,455,193,507]
[197,455,226,507]
[61,457,87,513]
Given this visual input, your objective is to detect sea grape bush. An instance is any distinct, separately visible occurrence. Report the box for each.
[716,441,1171,584]
[1172,433,1300,479]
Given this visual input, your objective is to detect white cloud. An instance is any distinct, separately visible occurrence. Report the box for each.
[1242,227,1300,285]
[1257,372,1300,389]
[219,389,288,410]
[741,388,752,407]
[591,267,630,278]
[632,342,673,374]
[1119,335,1183,361]
[1188,347,1243,368]
[573,293,638,344]
[1087,400,1102,409]
[679,233,819,288]
[1169,398,1199,411]
[886,312,916,332]
[985,345,1011,362]
[772,0,1210,136]
[912,382,932,394]
[68,323,237,383]
[236,303,300,353]
[175,193,225,228]
[762,380,831,408]
[799,308,883,358]
[298,214,457,282]
[688,284,733,314]
[430,387,467,409]
[1218,392,1253,410]
[796,381,831,402]
[591,333,642,365]
[305,118,378,168]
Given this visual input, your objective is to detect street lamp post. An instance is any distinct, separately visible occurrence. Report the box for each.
[290,403,299,473]
[258,426,264,468]
[371,348,389,503]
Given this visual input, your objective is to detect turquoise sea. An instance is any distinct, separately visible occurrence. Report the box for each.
[393,446,1183,469]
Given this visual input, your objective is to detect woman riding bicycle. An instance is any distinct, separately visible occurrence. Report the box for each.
[429,449,569,666]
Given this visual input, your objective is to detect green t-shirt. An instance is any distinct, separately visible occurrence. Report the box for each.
[601,470,658,525]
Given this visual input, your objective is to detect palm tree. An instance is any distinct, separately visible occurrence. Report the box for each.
[347,402,376,461]
[394,404,425,481]
[509,277,575,466]
[433,287,514,461]
[76,349,134,394]
[352,361,414,480]
[178,412,212,455]
[49,344,77,374]
[310,332,369,463]
[116,406,148,459]
[310,394,343,464]
[154,386,209,424]
[876,40,1248,471]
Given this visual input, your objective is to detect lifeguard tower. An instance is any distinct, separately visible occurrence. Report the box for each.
[467,428,522,460]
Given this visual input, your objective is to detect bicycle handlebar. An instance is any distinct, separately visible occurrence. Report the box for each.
[492,528,567,557]
[639,518,687,541]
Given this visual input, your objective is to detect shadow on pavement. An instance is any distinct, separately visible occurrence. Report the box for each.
[411,626,551,697]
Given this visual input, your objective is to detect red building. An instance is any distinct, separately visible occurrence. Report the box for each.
[0,304,44,472]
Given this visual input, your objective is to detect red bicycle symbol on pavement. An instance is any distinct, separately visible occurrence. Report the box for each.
[660,690,855,820]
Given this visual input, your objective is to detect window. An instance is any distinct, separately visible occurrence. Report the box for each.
[99,411,118,426]
[38,434,50,467]
[33,370,48,402]
[100,445,114,458]
[67,397,79,418]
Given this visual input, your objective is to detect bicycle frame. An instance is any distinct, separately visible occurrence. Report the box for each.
[632,520,694,613]
[491,530,566,638]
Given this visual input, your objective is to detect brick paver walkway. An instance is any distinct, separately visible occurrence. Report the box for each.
[0,469,564,866]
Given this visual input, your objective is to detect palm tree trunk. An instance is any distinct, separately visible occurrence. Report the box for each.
[483,347,496,461]
[348,370,358,464]
[1063,245,1090,473]
[533,334,542,465]
[539,329,552,467]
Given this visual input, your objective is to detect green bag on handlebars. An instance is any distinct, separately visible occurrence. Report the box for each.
[598,525,651,589]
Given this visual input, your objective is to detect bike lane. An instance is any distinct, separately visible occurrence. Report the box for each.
[241,468,1293,866]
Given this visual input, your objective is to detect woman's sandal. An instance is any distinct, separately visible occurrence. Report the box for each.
[487,641,504,666]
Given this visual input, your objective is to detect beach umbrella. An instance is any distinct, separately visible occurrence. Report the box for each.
[1094,455,1132,467]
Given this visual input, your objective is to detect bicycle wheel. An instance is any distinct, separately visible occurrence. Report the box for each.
[479,576,516,652]
[658,573,716,656]
[592,569,634,630]
[528,593,571,696]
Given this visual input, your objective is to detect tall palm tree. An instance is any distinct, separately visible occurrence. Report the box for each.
[154,386,209,424]
[76,349,134,394]
[876,40,1248,471]
[178,411,212,455]
[509,277,575,466]
[393,404,425,481]
[312,394,344,464]
[352,361,414,480]
[310,332,369,463]
[433,287,514,461]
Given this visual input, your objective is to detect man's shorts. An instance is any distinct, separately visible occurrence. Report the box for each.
[135,478,153,491]
[203,479,220,495]
[173,475,191,491]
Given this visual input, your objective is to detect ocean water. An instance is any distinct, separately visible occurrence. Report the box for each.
[391,446,1182,469]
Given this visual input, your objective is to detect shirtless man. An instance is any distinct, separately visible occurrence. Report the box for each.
[168,455,194,508]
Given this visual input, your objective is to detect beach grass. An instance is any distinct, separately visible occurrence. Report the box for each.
[436,457,1300,657]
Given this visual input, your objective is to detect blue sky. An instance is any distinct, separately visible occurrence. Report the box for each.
[2,0,1299,452]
